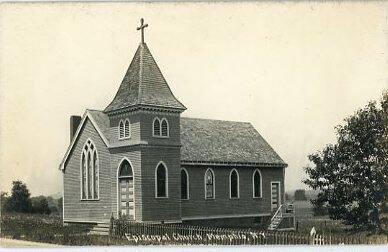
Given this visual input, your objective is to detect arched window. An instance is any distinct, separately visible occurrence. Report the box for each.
[253,169,262,198]
[155,162,168,198]
[119,160,133,177]
[124,119,130,138]
[204,169,215,199]
[80,139,99,200]
[230,169,239,199]
[153,118,161,136]
[119,120,125,139]
[161,118,169,137]
[181,168,189,200]
[119,119,130,139]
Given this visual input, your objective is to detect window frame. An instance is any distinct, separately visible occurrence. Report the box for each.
[118,118,131,140]
[204,168,215,199]
[155,161,169,198]
[252,169,263,198]
[80,139,100,201]
[229,169,240,199]
[180,168,190,200]
[152,117,169,138]
[152,117,161,137]
[160,118,169,137]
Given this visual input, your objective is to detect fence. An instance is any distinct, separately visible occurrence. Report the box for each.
[111,220,308,245]
[110,219,383,245]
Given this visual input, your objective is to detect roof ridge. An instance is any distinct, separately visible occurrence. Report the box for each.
[181,116,251,124]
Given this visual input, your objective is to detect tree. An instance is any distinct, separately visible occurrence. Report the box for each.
[1,192,11,212]
[294,189,307,201]
[7,181,32,213]
[304,91,387,231]
[57,197,63,217]
[31,196,51,214]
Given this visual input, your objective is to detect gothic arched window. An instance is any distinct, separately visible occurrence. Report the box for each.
[80,139,99,200]
[155,162,168,198]
[253,169,262,198]
[205,169,215,199]
[119,119,130,139]
[161,118,169,137]
[119,120,125,139]
[230,169,239,199]
[181,168,189,200]
[153,118,161,136]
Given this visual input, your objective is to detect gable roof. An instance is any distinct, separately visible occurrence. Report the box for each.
[60,111,286,170]
[104,43,186,113]
[180,117,286,166]
[59,110,110,171]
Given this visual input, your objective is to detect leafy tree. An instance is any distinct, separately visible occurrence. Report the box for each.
[31,196,51,214]
[294,189,307,201]
[304,92,387,231]
[7,181,32,213]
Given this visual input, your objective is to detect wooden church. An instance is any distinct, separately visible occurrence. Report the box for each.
[59,19,287,227]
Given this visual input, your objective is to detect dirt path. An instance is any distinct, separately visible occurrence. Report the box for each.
[0,237,62,247]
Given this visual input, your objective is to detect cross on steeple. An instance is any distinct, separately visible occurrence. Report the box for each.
[137,18,148,44]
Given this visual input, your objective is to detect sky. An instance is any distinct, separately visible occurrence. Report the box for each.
[0,2,387,197]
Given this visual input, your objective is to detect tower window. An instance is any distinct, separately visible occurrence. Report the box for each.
[161,119,169,137]
[153,117,169,137]
[119,118,131,139]
[153,118,161,136]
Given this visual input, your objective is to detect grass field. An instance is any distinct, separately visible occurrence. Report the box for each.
[291,200,352,234]
[0,213,113,246]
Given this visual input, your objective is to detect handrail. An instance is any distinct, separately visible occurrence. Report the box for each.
[270,204,283,222]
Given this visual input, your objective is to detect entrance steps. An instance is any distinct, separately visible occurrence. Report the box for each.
[88,223,110,236]
[268,203,296,231]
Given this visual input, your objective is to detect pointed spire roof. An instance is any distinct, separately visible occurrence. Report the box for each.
[104,43,186,113]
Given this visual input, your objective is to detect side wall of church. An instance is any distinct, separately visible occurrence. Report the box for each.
[180,166,285,220]
[140,146,182,222]
[63,118,112,223]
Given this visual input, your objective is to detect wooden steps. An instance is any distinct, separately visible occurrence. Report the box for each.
[268,203,296,231]
[88,223,110,236]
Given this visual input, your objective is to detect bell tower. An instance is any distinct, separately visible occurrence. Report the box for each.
[105,19,186,222]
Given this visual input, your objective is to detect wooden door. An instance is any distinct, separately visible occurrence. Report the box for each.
[119,177,134,219]
[271,182,281,211]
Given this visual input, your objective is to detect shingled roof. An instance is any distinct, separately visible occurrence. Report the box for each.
[180,117,286,166]
[104,43,186,112]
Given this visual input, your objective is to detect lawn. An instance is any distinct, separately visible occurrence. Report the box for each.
[0,213,113,246]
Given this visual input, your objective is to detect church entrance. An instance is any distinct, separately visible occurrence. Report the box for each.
[118,159,134,220]
[271,181,281,212]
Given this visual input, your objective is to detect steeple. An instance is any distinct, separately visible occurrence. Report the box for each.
[104,19,186,113]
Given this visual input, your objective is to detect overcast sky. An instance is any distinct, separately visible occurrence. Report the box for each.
[0,2,386,196]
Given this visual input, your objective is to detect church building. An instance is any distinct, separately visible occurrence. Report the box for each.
[59,19,287,226]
